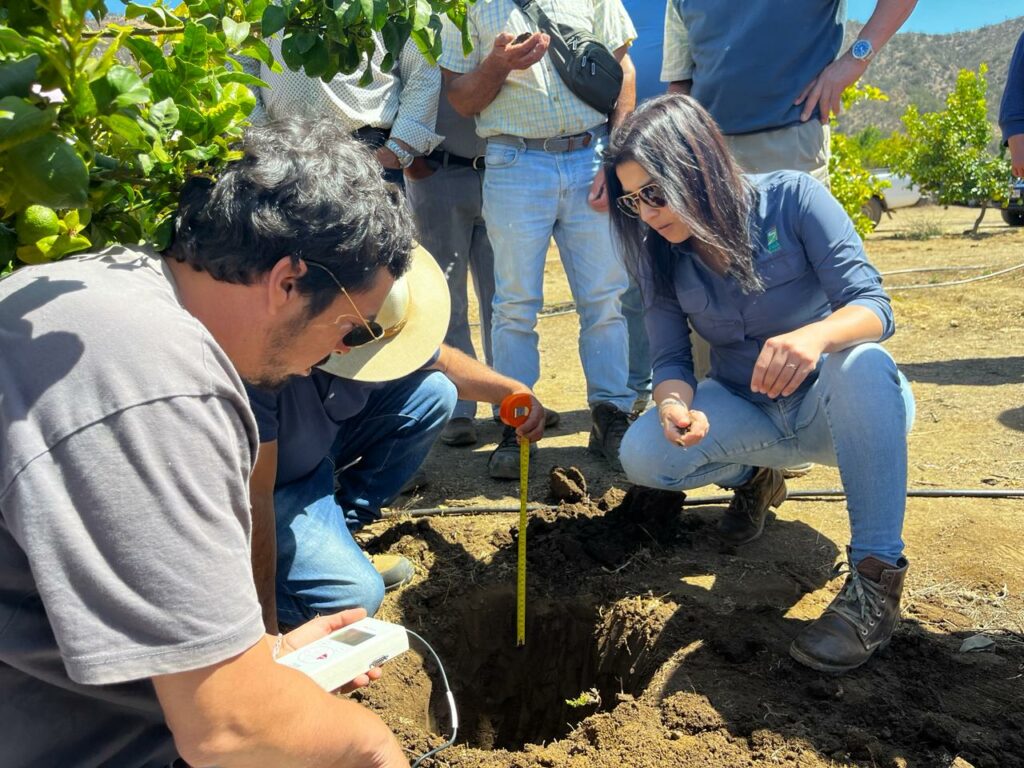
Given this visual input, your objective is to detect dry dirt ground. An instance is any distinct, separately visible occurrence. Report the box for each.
[356,205,1023,768]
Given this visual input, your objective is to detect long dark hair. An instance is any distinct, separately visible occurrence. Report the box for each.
[605,94,763,296]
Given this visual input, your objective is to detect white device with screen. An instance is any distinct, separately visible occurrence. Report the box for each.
[276,617,409,692]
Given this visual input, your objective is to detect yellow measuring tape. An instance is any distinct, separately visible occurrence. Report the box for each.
[500,392,534,647]
[517,437,529,646]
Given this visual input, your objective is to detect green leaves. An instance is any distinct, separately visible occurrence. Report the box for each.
[5,133,89,210]
[0,0,477,269]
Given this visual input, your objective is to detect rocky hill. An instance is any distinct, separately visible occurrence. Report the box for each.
[841,18,1023,136]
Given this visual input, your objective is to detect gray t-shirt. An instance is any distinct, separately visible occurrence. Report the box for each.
[0,247,265,766]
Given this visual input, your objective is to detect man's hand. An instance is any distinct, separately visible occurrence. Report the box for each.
[659,401,709,448]
[588,171,609,212]
[1009,134,1024,178]
[795,55,869,124]
[404,156,436,181]
[514,394,547,444]
[483,31,550,78]
[750,326,828,399]
[375,146,402,170]
[277,609,383,693]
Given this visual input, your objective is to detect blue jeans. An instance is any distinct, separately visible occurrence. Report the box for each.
[620,344,915,565]
[621,277,652,400]
[273,371,456,624]
[482,136,633,411]
[407,161,495,421]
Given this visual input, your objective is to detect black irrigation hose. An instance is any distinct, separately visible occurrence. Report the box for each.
[384,487,1024,519]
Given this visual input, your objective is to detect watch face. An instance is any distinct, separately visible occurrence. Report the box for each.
[852,39,872,60]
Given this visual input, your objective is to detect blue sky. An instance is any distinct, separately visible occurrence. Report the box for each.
[105,1,1023,35]
[849,0,1023,33]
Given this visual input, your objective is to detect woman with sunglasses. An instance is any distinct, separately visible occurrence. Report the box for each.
[605,94,915,674]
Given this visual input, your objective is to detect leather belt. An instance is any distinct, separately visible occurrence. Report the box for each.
[427,149,486,170]
[489,125,608,153]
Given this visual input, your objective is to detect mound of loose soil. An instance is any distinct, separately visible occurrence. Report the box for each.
[358,478,1024,768]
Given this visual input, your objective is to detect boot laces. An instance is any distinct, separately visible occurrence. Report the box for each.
[829,561,886,635]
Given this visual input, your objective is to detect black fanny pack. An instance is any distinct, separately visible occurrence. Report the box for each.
[512,0,624,115]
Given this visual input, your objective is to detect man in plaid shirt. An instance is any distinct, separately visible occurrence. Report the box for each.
[440,0,639,478]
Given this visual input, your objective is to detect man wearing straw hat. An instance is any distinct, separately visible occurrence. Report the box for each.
[247,246,548,631]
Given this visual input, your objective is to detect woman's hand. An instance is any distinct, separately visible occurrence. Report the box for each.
[751,326,827,398]
[659,400,709,448]
[277,609,384,693]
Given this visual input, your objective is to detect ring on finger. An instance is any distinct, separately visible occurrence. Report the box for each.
[785,363,798,369]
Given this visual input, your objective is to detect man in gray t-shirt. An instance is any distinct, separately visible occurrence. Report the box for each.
[0,120,416,767]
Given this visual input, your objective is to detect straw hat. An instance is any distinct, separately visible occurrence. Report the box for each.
[318,245,451,382]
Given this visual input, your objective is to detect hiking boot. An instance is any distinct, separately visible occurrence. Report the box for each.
[588,402,632,471]
[440,417,477,447]
[488,425,537,480]
[371,554,415,592]
[789,548,908,673]
[718,466,787,545]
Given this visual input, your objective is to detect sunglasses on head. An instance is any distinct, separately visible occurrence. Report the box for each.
[303,260,403,349]
[616,182,668,217]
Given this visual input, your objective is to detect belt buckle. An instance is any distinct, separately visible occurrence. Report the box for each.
[472,155,485,170]
[542,136,562,152]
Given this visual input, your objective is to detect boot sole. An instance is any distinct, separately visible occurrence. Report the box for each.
[788,637,890,674]
[720,480,788,546]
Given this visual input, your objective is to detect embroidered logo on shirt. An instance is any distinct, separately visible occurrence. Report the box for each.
[766,227,781,253]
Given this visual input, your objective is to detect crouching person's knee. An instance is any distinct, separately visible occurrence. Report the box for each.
[278,554,385,627]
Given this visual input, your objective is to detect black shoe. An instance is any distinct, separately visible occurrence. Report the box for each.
[488,425,536,480]
[789,548,908,673]
[718,466,787,545]
[587,401,631,471]
[440,417,477,447]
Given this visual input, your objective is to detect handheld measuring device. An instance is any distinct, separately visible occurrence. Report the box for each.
[276,617,409,692]
[499,393,533,646]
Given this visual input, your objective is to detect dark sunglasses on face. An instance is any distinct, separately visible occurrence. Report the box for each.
[303,260,398,348]
[616,182,668,217]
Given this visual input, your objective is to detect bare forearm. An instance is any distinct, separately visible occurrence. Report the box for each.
[611,50,636,128]
[653,379,696,409]
[446,61,509,116]
[250,493,278,633]
[434,345,529,403]
[807,305,885,354]
[667,80,692,95]
[859,0,917,54]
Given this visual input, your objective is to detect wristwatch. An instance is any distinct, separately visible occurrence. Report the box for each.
[385,138,415,169]
[850,38,874,62]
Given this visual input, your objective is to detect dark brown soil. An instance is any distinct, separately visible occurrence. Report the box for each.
[357,481,1023,768]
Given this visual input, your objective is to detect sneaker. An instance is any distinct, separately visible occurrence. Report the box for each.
[371,554,415,592]
[440,417,477,447]
[781,462,815,479]
[587,401,632,471]
[718,466,787,545]
[488,425,537,480]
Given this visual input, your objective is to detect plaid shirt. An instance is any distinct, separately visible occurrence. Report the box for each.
[243,34,442,155]
[440,0,636,139]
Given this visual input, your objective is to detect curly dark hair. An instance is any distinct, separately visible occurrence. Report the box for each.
[164,117,413,318]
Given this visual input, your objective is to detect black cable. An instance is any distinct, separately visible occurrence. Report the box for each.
[405,629,459,767]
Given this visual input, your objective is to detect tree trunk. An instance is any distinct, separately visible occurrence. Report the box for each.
[970,202,988,235]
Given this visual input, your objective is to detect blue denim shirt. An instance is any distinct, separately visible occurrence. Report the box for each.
[643,171,894,404]
[1000,30,1024,143]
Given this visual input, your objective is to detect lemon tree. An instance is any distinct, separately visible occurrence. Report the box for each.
[0,0,475,275]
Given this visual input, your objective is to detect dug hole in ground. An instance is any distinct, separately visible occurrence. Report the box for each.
[354,205,1023,768]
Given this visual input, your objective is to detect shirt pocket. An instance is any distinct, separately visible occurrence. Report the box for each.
[756,247,809,289]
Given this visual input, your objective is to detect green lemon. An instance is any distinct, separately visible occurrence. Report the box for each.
[16,204,61,245]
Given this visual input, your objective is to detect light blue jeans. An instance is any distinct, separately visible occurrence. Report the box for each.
[273,371,456,625]
[620,344,915,565]
[621,277,652,401]
[482,135,633,411]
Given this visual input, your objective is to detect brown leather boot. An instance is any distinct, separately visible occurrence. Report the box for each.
[789,547,908,673]
[718,466,787,545]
